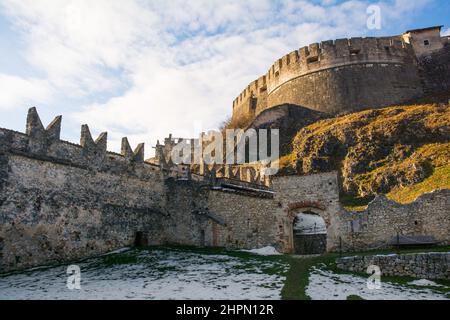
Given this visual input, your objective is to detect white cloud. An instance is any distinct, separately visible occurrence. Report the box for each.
[2,0,160,96]
[443,28,450,36]
[0,74,52,110]
[0,0,434,156]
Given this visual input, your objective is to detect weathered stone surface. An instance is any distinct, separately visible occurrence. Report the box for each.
[337,253,450,280]
[232,27,450,126]
[1,108,449,273]
[340,190,450,251]
[248,104,326,155]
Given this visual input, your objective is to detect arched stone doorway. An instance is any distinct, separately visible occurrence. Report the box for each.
[284,201,329,255]
[293,211,327,255]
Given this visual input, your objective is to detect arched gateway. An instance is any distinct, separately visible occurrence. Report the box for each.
[293,211,327,255]
[285,201,329,255]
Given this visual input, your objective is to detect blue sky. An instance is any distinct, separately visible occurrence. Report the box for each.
[0,0,448,157]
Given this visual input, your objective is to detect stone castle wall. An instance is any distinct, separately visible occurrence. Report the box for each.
[271,172,342,253]
[0,109,167,271]
[232,29,450,123]
[339,190,450,251]
[161,172,342,254]
[337,253,450,280]
[1,109,449,272]
[419,44,450,94]
[232,36,423,120]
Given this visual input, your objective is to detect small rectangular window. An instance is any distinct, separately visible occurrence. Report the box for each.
[307,56,319,63]
[424,40,430,46]
[250,97,257,110]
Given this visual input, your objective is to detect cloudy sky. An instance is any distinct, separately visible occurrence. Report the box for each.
[0,0,448,157]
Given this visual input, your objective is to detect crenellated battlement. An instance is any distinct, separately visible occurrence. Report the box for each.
[0,108,273,192]
[232,27,450,122]
[265,36,414,93]
[0,107,160,179]
[152,134,272,188]
[232,35,418,120]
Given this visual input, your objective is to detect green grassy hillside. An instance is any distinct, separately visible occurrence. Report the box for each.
[279,103,450,210]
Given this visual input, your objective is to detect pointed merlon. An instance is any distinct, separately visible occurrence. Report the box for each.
[121,137,133,158]
[121,137,144,162]
[234,167,241,180]
[216,165,225,177]
[46,115,62,141]
[80,124,95,147]
[26,107,45,136]
[224,165,232,179]
[26,107,62,143]
[133,143,144,162]
[80,124,107,152]
[95,132,107,152]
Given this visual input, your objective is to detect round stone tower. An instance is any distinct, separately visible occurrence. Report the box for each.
[231,28,448,124]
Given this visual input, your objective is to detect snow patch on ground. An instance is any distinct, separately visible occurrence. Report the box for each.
[306,267,448,300]
[294,213,327,235]
[0,249,288,300]
[101,247,131,256]
[241,246,282,256]
[408,279,445,287]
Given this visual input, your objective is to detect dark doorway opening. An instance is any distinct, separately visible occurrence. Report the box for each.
[293,211,327,255]
[200,230,206,247]
[134,231,148,247]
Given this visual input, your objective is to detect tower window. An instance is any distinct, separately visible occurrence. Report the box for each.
[423,40,430,46]
[250,96,257,110]
[307,56,319,63]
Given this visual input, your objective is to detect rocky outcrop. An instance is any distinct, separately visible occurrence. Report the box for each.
[248,104,326,155]
[286,103,450,198]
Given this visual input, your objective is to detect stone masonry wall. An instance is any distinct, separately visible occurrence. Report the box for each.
[336,253,450,280]
[0,108,167,272]
[418,44,450,94]
[160,177,279,250]
[232,36,423,121]
[1,108,449,272]
[271,172,342,253]
[339,190,450,251]
[206,190,279,249]
[161,172,342,254]
[267,62,422,115]
[232,30,450,124]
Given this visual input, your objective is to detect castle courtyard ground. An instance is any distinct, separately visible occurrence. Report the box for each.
[0,246,449,300]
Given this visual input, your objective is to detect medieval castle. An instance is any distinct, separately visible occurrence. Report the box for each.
[232,26,450,123]
[0,27,449,272]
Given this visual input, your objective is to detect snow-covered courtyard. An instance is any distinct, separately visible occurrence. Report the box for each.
[0,247,289,300]
[1,247,448,300]
[306,266,449,300]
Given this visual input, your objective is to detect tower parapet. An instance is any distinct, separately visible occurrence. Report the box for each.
[0,107,157,178]
[232,27,450,124]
